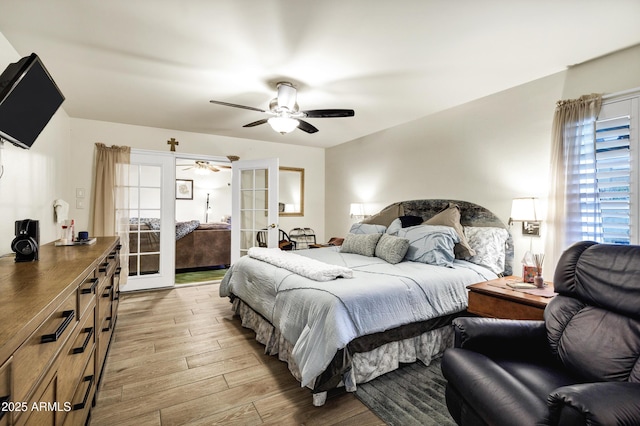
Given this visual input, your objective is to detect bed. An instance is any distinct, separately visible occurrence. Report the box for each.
[129,218,231,274]
[220,199,513,405]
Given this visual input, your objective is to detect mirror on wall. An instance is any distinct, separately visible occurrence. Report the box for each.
[279,167,304,216]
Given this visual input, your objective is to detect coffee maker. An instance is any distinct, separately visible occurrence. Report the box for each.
[11,219,39,262]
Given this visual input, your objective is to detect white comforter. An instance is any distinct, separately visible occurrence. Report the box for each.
[248,247,353,281]
[219,246,496,387]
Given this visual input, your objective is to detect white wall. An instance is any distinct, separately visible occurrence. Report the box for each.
[68,118,326,240]
[174,164,232,223]
[325,45,640,277]
[0,32,72,254]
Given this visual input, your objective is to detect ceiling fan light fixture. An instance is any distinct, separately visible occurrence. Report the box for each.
[268,116,299,134]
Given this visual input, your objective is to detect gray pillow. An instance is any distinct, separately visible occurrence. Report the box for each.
[375,233,410,264]
[340,233,382,257]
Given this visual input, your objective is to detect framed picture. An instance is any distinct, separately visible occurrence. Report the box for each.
[176,179,193,200]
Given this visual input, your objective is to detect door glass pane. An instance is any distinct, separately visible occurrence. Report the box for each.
[140,188,161,209]
[239,168,270,257]
[129,188,140,209]
[241,190,253,209]
[127,164,162,277]
[255,169,267,188]
[241,170,253,188]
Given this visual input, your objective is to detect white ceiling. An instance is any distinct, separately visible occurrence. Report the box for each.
[1,1,639,148]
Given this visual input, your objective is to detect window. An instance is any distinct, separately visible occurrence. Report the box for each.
[578,93,639,244]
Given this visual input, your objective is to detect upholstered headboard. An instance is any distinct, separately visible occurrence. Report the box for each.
[381,199,514,276]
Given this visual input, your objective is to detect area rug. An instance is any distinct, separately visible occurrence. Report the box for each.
[175,268,228,285]
[355,358,455,426]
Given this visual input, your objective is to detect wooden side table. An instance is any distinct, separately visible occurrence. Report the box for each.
[467,276,556,320]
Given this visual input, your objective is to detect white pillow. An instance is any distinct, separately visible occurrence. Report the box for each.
[349,223,387,234]
[464,226,509,274]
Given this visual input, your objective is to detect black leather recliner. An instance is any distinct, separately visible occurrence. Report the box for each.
[441,241,640,425]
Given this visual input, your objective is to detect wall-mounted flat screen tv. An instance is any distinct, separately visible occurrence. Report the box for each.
[0,53,65,149]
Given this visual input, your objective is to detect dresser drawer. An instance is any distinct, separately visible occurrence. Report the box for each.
[77,272,98,320]
[98,280,113,323]
[13,293,77,403]
[15,374,56,426]
[0,357,11,426]
[468,290,545,320]
[57,305,95,418]
[62,350,95,426]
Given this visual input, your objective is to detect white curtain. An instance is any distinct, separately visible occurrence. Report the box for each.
[92,143,131,283]
[545,94,602,270]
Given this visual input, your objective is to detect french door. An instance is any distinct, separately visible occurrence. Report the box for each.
[122,150,175,291]
[231,158,280,264]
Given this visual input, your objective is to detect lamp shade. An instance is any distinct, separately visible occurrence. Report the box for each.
[268,116,299,134]
[350,203,366,218]
[510,197,540,221]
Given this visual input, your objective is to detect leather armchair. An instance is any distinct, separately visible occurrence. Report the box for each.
[441,241,640,425]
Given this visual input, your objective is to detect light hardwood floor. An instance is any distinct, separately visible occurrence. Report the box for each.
[89,283,385,425]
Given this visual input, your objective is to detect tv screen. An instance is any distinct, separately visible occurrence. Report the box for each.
[0,53,65,149]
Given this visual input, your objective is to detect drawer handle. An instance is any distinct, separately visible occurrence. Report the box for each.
[102,317,112,332]
[41,310,75,344]
[80,277,99,294]
[101,285,113,298]
[115,266,122,276]
[72,327,94,354]
[99,262,109,273]
[72,375,94,411]
[116,244,122,250]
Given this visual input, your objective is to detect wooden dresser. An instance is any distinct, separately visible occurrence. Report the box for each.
[0,237,120,425]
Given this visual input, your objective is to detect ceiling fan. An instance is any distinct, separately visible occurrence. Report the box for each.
[177,156,239,174]
[209,82,355,134]
[178,160,221,173]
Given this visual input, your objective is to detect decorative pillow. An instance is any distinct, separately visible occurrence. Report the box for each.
[349,223,387,234]
[361,203,404,227]
[395,225,459,267]
[375,233,410,264]
[386,215,424,235]
[340,233,382,257]
[400,215,424,228]
[424,204,475,258]
[464,226,509,274]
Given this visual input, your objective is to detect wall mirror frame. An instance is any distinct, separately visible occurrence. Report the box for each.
[279,167,304,217]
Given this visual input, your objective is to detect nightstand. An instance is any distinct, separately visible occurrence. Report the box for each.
[467,276,556,320]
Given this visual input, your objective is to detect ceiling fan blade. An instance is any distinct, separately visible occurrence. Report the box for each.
[243,118,269,128]
[297,120,319,134]
[210,100,266,113]
[302,109,355,118]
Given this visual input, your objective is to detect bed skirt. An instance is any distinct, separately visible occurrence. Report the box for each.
[230,297,457,406]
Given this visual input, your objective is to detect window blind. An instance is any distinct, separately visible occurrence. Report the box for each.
[594,114,631,244]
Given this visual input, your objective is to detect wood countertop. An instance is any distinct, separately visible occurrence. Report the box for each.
[0,237,119,364]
